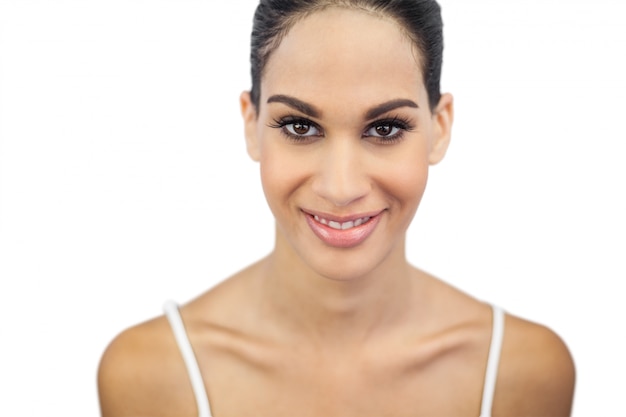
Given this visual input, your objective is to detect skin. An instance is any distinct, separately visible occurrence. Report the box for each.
[98,7,575,417]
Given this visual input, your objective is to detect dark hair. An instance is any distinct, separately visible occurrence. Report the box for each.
[249,0,443,111]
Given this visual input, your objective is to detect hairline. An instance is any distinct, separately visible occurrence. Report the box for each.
[255,4,429,111]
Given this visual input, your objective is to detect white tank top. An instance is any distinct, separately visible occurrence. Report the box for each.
[163,301,505,417]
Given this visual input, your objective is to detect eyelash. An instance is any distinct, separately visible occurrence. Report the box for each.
[268,116,323,143]
[267,115,414,144]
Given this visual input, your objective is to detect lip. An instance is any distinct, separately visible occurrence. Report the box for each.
[301,209,383,223]
[302,209,384,248]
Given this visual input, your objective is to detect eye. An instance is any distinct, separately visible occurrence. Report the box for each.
[365,123,401,138]
[285,121,320,137]
[268,116,323,142]
[363,117,413,143]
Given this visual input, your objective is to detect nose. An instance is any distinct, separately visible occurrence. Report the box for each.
[311,137,371,207]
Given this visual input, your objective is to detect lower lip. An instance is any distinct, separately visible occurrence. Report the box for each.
[304,212,382,248]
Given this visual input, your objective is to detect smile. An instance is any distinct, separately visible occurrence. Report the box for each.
[313,215,371,230]
[303,210,383,248]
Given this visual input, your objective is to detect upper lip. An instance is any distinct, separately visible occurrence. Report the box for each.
[301,208,384,223]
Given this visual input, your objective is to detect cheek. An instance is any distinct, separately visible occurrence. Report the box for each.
[258,151,283,215]
[258,142,309,215]
[377,148,430,213]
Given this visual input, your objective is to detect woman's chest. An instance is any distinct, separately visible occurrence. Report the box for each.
[201,347,486,417]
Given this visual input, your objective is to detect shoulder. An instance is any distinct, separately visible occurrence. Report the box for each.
[97,314,197,417]
[494,313,576,416]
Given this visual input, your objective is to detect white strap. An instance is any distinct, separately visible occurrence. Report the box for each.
[163,300,212,417]
[479,305,505,417]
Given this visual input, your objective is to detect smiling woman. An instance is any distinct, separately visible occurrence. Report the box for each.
[97,1,575,416]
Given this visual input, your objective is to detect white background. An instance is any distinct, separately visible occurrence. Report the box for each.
[1,0,624,415]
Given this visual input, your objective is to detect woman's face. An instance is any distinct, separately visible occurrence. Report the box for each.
[241,7,453,280]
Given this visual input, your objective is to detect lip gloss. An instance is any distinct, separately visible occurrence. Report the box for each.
[304,212,382,248]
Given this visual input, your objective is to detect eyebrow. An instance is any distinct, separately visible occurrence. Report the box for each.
[267,95,321,118]
[266,95,419,120]
[364,99,419,120]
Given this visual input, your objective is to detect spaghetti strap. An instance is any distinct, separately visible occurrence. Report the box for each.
[163,300,212,417]
[479,304,505,417]
[162,300,503,417]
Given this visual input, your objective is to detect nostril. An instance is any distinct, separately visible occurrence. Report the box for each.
[312,166,370,207]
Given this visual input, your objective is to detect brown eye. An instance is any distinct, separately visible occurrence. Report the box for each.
[365,122,400,138]
[375,124,393,136]
[292,122,310,135]
[284,120,321,137]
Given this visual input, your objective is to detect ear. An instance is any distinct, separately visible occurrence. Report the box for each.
[240,91,260,161]
[428,93,454,165]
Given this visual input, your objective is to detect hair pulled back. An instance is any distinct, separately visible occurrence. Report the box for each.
[249,0,443,111]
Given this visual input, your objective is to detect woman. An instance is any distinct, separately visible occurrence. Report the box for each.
[98,1,575,416]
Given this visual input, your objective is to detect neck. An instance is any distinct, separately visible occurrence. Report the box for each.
[258,231,416,349]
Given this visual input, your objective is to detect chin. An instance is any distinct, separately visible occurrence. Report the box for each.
[298,238,400,283]
[313,264,377,282]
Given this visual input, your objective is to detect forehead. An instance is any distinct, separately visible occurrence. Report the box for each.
[261,7,426,113]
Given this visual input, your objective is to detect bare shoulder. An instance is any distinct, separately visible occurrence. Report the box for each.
[96,265,262,416]
[97,314,196,417]
[494,313,576,417]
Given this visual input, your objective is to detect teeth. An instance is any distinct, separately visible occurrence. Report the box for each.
[313,215,371,230]
[314,215,327,225]
[328,221,341,229]
[341,221,354,230]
